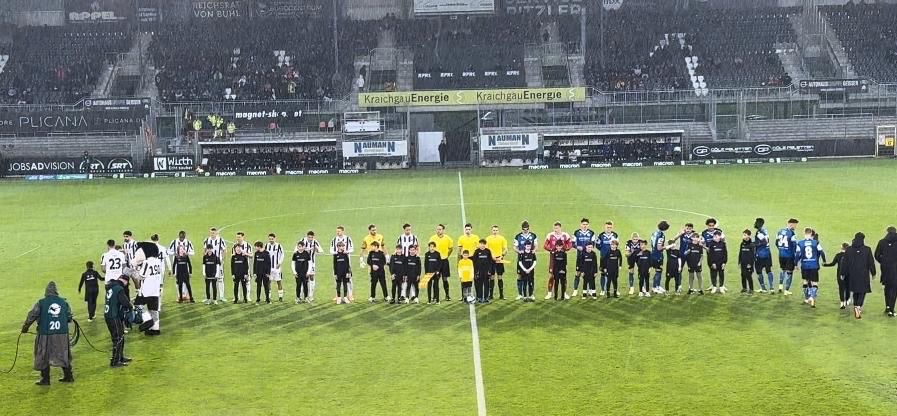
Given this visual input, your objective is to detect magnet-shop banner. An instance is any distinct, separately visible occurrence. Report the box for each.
[688,138,876,159]
[5,157,134,175]
[65,0,133,24]
[0,108,148,135]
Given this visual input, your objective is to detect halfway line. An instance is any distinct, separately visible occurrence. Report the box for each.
[459,171,487,416]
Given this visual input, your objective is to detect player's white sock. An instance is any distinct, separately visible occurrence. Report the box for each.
[278,290,284,299]
[401,282,407,298]
[247,280,253,301]
[217,279,227,301]
[347,280,354,297]
[308,280,316,300]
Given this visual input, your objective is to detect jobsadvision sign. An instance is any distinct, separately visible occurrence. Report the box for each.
[358,87,587,107]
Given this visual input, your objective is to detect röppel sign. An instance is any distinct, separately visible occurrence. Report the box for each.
[66,0,132,24]
[689,139,875,159]
[359,87,586,107]
[5,157,134,175]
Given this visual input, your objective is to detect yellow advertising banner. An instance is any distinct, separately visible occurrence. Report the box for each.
[358,87,587,107]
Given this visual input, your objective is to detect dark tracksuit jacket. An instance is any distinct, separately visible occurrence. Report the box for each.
[707,240,728,268]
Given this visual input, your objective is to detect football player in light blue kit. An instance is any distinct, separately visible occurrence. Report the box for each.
[796,227,825,308]
[753,218,775,293]
[775,218,800,295]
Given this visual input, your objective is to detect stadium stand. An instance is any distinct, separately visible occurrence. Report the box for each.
[822,3,897,83]
[581,7,795,92]
[150,20,338,103]
[0,26,131,105]
[404,15,541,90]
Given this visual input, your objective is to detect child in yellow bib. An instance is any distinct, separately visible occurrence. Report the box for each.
[458,251,474,303]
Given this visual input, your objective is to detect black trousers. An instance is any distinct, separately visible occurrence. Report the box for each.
[296,276,309,299]
[885,283,897,312]
[710,266,725,287]
[105,318,125,364]
[256,276,271,302]
[205,278,217,300]
[233,276,248,302]
[475,275,489,300]
[85,288,98,319]
[427,273,441,301]
[369,272,386,299]
[519,272,535,297]
[853,291,867,307]
[664,272,681,291]
[553,272,567,300]
[606,272,619,294]
[740,265,754,291]
[335,274,349,297]
[406,276,419,299]
[583,273,596,292]
[638,270,650,292]
[177,276,194,299]
[837,277,851,302]
[391,276,402,301]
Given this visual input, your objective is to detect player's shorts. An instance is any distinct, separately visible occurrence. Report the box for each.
[270,269,283,282]
[439,259,451,277]
[801,268,820,282]
[687,263,702,273]
[308,263,317,275]
[216,265,224,278]
[626,256,637,269]
[778,257,796,272]
[137,296,160,311]
[494,263,505,276]
[755,257,772,272]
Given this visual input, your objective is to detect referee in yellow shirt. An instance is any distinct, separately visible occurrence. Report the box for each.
[428,224,454,301]
[360,224,384,268]
[457,223,480,260]
[486,225,509,300]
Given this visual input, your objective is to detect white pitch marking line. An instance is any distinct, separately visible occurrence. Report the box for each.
[12,245,42,260]
[459,171,487,416]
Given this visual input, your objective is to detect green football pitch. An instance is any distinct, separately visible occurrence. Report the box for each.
[1,160,896,416]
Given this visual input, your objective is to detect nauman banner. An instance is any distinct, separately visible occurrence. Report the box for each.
[358,87,587,107]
